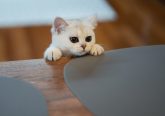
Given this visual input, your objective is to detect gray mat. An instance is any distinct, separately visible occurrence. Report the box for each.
[0,77,48,116]
[64,45,165,116]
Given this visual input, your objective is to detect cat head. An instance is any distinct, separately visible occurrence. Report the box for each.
[51,16,97,56]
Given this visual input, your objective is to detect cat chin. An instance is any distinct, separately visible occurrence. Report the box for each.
[73,51,88,56]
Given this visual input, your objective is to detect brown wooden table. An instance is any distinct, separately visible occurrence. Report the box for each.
[0,58,92,116]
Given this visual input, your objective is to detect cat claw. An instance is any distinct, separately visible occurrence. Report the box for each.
[90,44,104,56]
[44,47,62,61]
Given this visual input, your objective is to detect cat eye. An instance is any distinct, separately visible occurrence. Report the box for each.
[70,37,79,43]
[85,36,92,42]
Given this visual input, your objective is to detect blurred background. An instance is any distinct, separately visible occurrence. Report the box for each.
[0,0,164,61]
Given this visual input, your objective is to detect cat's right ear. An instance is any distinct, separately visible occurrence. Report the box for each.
[53,17,68,34]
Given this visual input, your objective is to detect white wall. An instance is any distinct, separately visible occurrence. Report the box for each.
[0,0,117,27]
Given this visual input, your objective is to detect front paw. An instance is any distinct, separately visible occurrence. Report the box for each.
[90,44,104,56]
[44,47,62,61]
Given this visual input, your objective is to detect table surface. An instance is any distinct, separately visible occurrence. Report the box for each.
[0,58,92,116]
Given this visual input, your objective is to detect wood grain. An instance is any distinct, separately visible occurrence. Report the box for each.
[0,1,164,115]
[0,58,92,116]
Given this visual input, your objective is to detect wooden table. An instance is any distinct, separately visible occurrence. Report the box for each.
[0,58,92,116]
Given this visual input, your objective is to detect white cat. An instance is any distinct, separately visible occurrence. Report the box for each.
[44,16,104,61]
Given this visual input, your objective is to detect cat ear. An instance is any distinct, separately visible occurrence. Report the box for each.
[54,17,68,34]
[86,15,97,29]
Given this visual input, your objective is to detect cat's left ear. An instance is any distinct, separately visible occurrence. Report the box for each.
[86,15,97,29]
[54,17,68,34]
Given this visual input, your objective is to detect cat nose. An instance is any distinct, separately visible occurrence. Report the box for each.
[81,44,86,49]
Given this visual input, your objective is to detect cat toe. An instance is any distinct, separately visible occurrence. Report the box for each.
[44,48,62,61]
[90,44,104,56]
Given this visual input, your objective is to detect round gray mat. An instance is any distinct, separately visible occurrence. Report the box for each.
[0,77,48,116]
[64,45,165,116]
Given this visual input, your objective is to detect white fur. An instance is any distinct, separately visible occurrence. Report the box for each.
[44,16,104,61]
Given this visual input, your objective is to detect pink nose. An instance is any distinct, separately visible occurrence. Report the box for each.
[81,44,86,49]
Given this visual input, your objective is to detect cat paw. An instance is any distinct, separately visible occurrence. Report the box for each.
[90,44,104,56]
[44,47,62,61]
